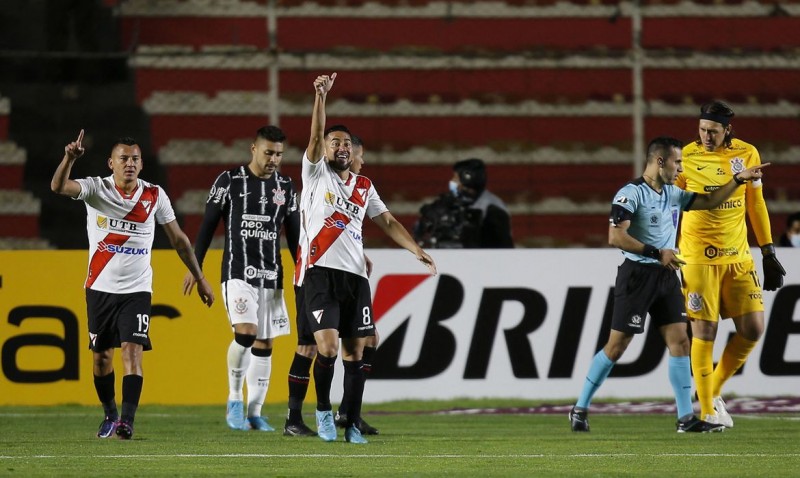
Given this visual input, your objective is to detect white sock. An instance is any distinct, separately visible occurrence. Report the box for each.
[246,353,271,418]
[227,340,250,401]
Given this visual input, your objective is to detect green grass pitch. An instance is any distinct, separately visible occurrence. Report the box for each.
[1,400,799,477]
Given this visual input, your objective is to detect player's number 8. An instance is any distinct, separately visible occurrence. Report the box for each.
[362,307,371,326]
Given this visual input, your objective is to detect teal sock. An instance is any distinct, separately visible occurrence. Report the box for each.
[576,350,615,410]
[668,355,693,420]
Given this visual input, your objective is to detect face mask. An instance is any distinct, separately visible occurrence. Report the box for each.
[448,180,459,197]
[790,234,800,248]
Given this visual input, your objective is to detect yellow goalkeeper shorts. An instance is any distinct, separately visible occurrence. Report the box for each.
[681,260,764,322]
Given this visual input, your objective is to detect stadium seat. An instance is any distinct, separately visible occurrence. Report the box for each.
[0,237,53,249]
[119,0,800,52]
[141,92,800,151]
[0,96,9,140]
[0,142,26,189]
[0,190,41,238]
[117,0,800,246]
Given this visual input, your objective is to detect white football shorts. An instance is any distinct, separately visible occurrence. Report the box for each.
[222,279,291,340]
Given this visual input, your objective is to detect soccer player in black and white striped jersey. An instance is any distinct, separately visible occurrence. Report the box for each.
[184,125,300,432]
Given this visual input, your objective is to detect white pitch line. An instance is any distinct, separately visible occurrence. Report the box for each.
[3,453,800,460]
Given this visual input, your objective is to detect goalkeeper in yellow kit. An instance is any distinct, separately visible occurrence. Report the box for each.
[677,100,786,428]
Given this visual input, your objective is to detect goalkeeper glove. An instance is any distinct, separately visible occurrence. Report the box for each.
[761,244,786,291]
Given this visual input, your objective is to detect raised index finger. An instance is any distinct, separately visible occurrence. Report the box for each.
[757,162,771,169]
[76,129,84,147]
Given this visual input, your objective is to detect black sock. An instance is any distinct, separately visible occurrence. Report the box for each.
[94,371,118,419]
[340,346,376,418]
[342,360,365,428]
[313,354,337,412]
[362,346,376,378]
[287,408,304,423]
[287,353,313,422]
[338,359,353,417]
[121,374,143,424]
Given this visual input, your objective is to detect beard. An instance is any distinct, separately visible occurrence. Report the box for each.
[329,157,352,172]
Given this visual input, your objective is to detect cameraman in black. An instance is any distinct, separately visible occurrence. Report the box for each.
[414,158,513,248]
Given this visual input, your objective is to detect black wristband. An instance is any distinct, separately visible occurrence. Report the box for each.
[643,244,661,260]
[733,174,747,185]
[761,243,776,256]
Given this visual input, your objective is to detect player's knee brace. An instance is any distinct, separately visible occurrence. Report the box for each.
[251,347,272,357]
[234,332,256,348]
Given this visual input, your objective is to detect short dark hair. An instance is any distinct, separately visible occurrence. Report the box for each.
[324,124,351,139]
[647,136,683,164]
[351,134,363,148]
[453,158,487,192]
[256,125,286,143]
[697,100,735,147]
[115,137,137,147]
[110,137,138,154]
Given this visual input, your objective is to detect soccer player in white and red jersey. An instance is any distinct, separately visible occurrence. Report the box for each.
[51,130,214,440]
[284,134,380,437]
[333,134,380,435]
[296,72,436,444]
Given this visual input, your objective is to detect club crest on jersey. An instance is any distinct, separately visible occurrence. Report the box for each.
[730,157,745,174]
[272,188,286,206]
[234,297,248,314]
[687,292,703,313]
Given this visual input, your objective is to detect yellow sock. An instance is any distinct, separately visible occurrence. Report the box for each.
[712,334,758,397]
[691,337,715,417]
